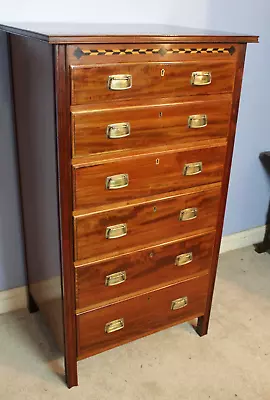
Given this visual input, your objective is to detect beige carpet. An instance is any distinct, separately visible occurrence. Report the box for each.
[0,246,270,399]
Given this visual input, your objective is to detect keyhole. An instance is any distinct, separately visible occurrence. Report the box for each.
[161,68,165,77]
[156,158,160,165]
[159,112,163,117]
[153,206,157,212]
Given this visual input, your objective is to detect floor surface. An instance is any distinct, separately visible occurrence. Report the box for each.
[1,246,270,399]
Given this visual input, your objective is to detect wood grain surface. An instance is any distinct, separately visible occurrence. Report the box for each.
[75,231,215,311]
[2,22,256,388]
[196,43,249,337]
[0,24,258,44]
[70,61,236,105]
[9,35,67,357]
[77,274,209,358]
[74,185,221,261]
[73,144,226,210]
[71,94,232,157]
[54,45,78,387]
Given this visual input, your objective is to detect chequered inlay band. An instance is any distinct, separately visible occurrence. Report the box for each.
[74,46,235,59]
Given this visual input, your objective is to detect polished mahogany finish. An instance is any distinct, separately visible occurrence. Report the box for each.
[73,145,226,210]
[0,23,258,44]
[77,274,209,358]
[70,60,236,105]
[0,22,257,388]
[75,231,215,311]
[72,95,231,157]
[74,185,221,261]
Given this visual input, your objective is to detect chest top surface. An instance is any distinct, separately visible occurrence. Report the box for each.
[0,22,258,44]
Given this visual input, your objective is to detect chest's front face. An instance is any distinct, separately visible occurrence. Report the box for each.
[65,40,243,359]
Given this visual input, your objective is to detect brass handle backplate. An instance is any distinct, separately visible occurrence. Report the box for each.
[106,174,129,190]
[179,208,198,221]
[171,296,188,311]
[183,162,203,176]
[191,71,212,86]
[188,114,208,129]
[106,223,127,239]
[105,318,125,333]
[175,252,193,266]
[105,271,127,286]
[107,122,130,139]
[108,74,132,90]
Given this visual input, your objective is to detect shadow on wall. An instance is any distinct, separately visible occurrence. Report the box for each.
[0,32,26,291]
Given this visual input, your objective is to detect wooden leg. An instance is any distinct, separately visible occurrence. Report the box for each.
[65,359,78,388]
[27,291,39,314]
[196,315,209,337]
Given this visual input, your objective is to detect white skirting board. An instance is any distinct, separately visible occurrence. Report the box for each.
[0,286,27,314]
[219,225,265,254]
[0,225,266,315]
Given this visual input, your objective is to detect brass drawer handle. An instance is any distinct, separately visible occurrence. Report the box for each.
[105,318,124,333]
[108,74,132,90]
[179,208,198,221]
[106,174,129,190]
[171,296,188,311]
[188,114,208,129]
[106,223,127,239]
[191,71,212,86]
[105,271,127,286]
[107,122,130,139]
[183,162,203,176]
[175,252,193,266]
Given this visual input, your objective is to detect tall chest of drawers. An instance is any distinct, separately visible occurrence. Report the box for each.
[1,23,257,387]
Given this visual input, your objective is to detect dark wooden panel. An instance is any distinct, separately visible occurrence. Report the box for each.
[77,274,209,359]
[72,95,232,157]
[73,145,226,210]
[74,185,221,261]
[10,35,65,349]
[70,60,236,105]
[75,231,215,311]
[10,37,78,388]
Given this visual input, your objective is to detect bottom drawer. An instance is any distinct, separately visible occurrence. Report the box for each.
[77,274,209,359]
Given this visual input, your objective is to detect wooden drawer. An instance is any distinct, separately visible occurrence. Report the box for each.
[73,185,221,261]
[71,95,232,157]
[75,231,215,311]
[70,61,236,106]
[73,145,226,210]
[77,274,209,358]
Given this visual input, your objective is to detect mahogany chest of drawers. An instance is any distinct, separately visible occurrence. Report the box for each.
[0,23,257,388]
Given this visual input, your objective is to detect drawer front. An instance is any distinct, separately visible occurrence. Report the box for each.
[77,274,209,358]
[74,185,221,261]
[75,231,215,311]
[73,145,226,210]
[70,61,236,105]
[72,95,232,157]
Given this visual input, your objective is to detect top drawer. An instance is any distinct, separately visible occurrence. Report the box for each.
[68,43,238,106]
[70,61,236,105]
